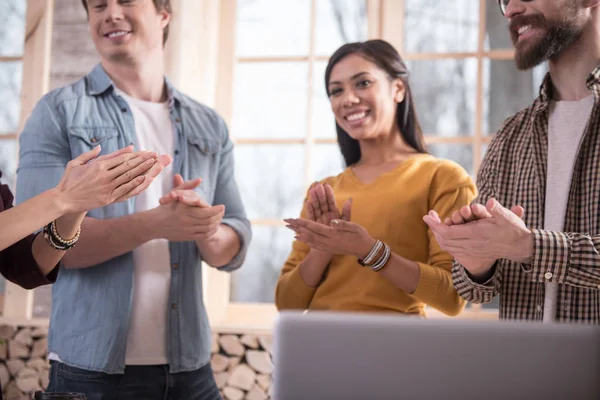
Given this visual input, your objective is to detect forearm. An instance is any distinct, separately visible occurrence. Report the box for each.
[61,211,157,268]
[31,212,86,275]
[378,254,421,293]
[196,224,242,268]
[0,188,68,252]
[275,249,331,310]
[298,250,333,288]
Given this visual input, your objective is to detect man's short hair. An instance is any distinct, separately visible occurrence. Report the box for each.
[81,0,172,45]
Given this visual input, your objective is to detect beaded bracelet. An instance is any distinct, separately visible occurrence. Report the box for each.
[43,220,81,251]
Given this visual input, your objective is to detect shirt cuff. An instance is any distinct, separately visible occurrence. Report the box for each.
[412,262,442,300]
[216,218,251,272]
[455,262,497,291]
[529,229,570,283]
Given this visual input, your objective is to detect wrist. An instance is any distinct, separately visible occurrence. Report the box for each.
[48,187,72,215]
[514,228,534,264]
[355,237,377,259]
[143,208,166,240]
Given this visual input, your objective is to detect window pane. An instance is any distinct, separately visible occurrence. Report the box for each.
[230,225,294,303]
[0,62,23,134]
[315,0,368,57]
[234,144,305,220]
[485,1,511,50]
[312,144,344,182]
[404,0,479,53]
[482,59,548,135]
[428,143,474,177]
[235,0,310,57]
[408,59,477,137]
[0,139,17,192]
[312,61,337,139]
[0,0,26,57]
[232,62,308,139]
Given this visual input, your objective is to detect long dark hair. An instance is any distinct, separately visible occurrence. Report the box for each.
[325,39,426,167]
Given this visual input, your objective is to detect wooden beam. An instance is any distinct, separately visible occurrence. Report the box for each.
[164,0,221,106]
[4,0,55,320]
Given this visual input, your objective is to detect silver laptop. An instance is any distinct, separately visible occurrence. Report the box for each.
[272,311,600,400]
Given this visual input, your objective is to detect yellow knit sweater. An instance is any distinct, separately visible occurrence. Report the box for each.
[275,154,477,317]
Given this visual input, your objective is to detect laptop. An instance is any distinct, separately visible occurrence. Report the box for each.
[272,311,600,400]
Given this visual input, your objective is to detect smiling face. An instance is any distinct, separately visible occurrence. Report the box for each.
[327,54,405,141]
[505,0,585,70]
[86,0,170,65]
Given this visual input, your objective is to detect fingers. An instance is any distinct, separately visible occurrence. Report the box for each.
[471,203,492,219]
[173,174,202,190]
[451,210,466,225]
[109,155,156,182]
[176,193,211,208]
[71,145,102,167]
[460,205,477,223]
[308,188,323,218]
[511,205,525,219]
[341,198,352,221]
[159,192,179,206]
[305,198,317,221]
[112,175,148,203]
[324,184,337,213]
[314,184,328,214]
[157,154,172,167]
[173,174,185,188]
[95,146,140,167]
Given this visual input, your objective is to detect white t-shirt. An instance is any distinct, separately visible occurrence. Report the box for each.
[543,94,594,322]
[117,89,174,364]
[48,90,175,365]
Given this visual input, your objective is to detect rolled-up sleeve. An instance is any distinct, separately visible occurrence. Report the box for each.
[212,118,251,272]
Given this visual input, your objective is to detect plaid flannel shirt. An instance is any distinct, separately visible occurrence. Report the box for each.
[452,65,600,322]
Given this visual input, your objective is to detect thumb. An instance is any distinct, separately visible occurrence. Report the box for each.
[486,198,512,221]
[341,198,352,221]
[510,205,525,219]
[72,145,101,166]
[173,174,184,188]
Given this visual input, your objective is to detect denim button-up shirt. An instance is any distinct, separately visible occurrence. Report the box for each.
[16,64,251,374]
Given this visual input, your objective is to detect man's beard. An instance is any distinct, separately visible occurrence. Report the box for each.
[511,9,582,71]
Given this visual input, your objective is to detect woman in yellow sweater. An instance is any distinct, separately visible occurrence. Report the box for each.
[276,40,477,317]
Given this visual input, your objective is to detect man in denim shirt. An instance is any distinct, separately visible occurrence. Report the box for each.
[16,0,251,398]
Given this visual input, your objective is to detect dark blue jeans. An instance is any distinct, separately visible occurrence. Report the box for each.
[47,361,222,400]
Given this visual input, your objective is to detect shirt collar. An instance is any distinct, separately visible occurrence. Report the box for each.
[85,63,183,107]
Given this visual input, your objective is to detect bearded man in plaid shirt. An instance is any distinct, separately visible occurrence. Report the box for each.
[424,0,600,323]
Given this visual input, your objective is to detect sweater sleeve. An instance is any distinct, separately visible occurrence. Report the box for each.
[411,161,477,316]
[275,186,321,310]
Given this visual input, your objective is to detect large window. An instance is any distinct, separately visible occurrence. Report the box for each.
[0,0,27,312]
[224,0,547,319]
[229,0,369,304]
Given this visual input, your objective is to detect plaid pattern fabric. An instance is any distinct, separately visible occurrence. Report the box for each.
[452,66,600,322]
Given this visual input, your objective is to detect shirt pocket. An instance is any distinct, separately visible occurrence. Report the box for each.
[187,136,219,202]
[68,126,120,158]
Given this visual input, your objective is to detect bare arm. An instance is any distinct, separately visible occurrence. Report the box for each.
[196,224,241,268]
[61,211,157,268]
[0,188,70,253]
